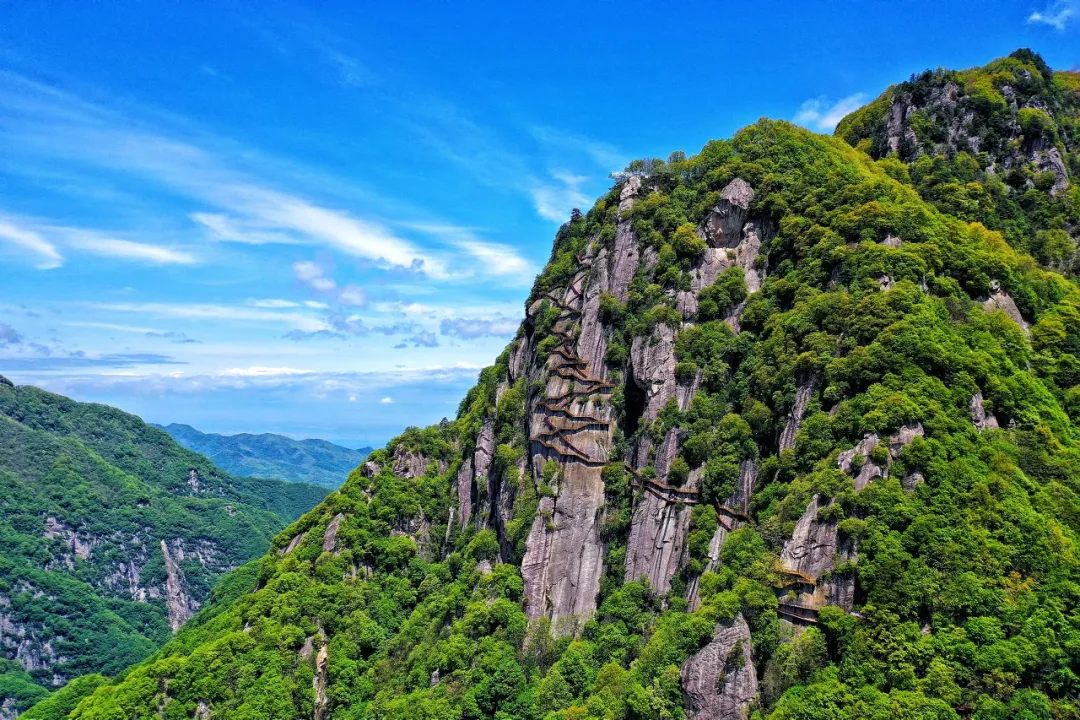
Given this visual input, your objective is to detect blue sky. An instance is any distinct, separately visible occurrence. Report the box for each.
[0,1,1077,448]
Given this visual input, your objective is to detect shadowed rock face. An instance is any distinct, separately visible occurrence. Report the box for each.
[682,613,757,720]
[779,377,816,452]
[704,179,754,249]
[780,497,856,611]
[624,433,693,594]
[677,178,767,321]
[971,391,999,431]
[631,326,678,426]
[161,539,194,631]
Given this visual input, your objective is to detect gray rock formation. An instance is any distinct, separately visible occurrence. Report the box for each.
[971,391,999,431]
[618,175,642,215]
[837,434,883,492]
[780,497,855,611]
[681,613,757,720]
[630,325,678,424]
[1033,146,1070,195]
[522,257,620,628]
[160,539,194,631]
[313,640,329,720]
[704,179,754,248]
[392,445,429,479]
[624,484,692,594]
[281,530,307,556]
[323,513,345,553]
[983,289,1030,335]
[778,377,815,452]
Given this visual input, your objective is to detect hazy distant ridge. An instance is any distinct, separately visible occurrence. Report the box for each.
[158,423,372,489]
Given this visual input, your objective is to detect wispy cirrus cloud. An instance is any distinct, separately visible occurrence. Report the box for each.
[1028,1,1076,29]
[64,231,196,264]
[530,171,591,223]
[0,71,453,278]
[0,216,64,269]
[89,301,332,333]
[0,213,195,267]
[793,94,868,132]
[0,352,185,371]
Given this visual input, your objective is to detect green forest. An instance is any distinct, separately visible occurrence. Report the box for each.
[12,49,1080,720]
[0,379,327,715]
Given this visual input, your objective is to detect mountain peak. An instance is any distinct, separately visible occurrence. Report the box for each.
[53,53,1080,720]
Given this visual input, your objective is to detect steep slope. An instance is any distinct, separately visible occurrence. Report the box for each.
[836,49,1080,274]
[0,379,328,716]
[156,423,372,489]
[61,56,1080,720]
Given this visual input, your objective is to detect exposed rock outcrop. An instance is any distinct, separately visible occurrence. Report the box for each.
[704,179,754,248]
[780,496,855,612]
[522,255,621,628]
[778,377,815,452]
[313,640,330,720]
[630,325,678,425]
[681,613,757,720]
[983,288,1030,335]
[837,434,883,492]
[160,539,195,631]
[323,513,345,553]
[971,391,999,431]
[393,445,429,479]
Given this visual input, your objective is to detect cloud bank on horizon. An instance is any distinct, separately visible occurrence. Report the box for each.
[1,1,1074,446]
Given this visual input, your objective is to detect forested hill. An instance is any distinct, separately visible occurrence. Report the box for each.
[836,49,1079,275]
[156,423,372,489]
[53,51,1080,720]
[0,377,328,717]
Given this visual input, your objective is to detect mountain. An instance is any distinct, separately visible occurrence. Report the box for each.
[836,49,1079,274]
[0,378,329,717]
[53,51,1080,720]
[156,423,372,489]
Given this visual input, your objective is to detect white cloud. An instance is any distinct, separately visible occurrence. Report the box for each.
[292,260,337,291]
[405,223,533,280]
[64,232,196,264]
[0,213,193,267]
[0,216,63,269]
[91,301,331,332]
[252,298,300,308]
[1028,1,1075,29]
[529,125,627,172]
[304,300,329,309]
[220,366,312,377]
[454,240,531,276]
[67,321,163,333]
[531,171,590,223]
[339,284,368,307]
[380,396,393,404]
[0,74,448,277]
[793,94,868,132]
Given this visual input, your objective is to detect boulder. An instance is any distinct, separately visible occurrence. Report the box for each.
[681,613,757,720]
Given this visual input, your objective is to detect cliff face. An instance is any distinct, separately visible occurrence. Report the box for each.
[56,53,1080,720]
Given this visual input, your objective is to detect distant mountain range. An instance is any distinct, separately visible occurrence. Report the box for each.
[156,423,372,489]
